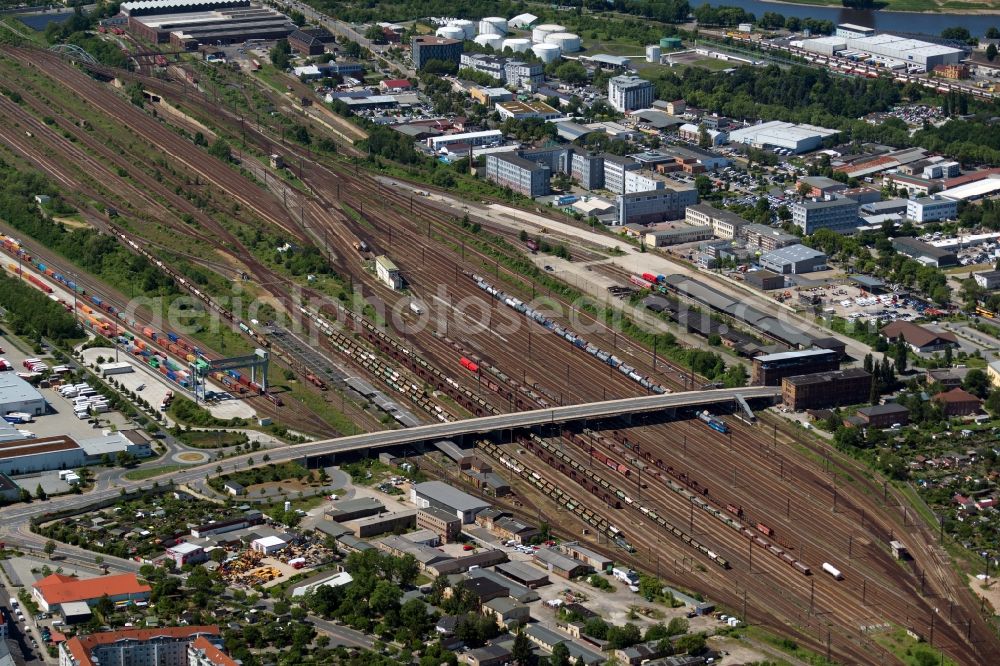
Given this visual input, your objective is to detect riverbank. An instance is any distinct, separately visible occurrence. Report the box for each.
[761,0,1000,15]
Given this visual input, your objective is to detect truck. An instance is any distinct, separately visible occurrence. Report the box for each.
[409,301,424,315]
[822,562,843,580]
[3,413,32,424]
[612,567,639,585]
[698,410,729,434]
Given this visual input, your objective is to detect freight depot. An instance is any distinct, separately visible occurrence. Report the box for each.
[0,232,269,404]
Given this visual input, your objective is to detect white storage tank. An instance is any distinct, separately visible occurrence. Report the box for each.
[646,45,661,63]
[448,19,476,40]
[502,38,531,53]
[532,43,561,63]
[822,562,844,580]
[474,34,504,50]
[544,32,581,53]
[532,23,565,44]
[479,17,508,36]
[436,26,466,40]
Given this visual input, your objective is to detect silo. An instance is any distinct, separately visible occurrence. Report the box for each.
[532,23,565,44]
[436,26,466,40]
[448,19,475,39]
[474,34,504,50]
[479,17,508,37]
[502,38,531,53]
[646,45,661,63]
[544,32,581,53]
[532,43,561,63]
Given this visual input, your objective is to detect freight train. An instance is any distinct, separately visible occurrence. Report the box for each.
[471,273,667,395]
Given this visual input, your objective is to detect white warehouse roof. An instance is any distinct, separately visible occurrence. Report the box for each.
[938,177,1000,202]
[121,0,237,13]
[0,373,45,408]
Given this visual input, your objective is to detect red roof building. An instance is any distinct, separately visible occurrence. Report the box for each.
[933,387,983,417]
[188,635,240,666]
[60,626,220,666]
[380,78,413,92]
[33,572,151,612]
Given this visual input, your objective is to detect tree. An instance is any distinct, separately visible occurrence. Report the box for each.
[698,125,711,149]
[35,484,47,501]
[892,339,907,374]
[638,575,663,601]
[675,633,707,655]
[606,623,642,649]
[512,629,533,665]
[940,27,972,42]
[365,24,385,43]
[987,27,1000,39]
[269,38,291,69]
[988,44,998,62]
[208,138,231,162]
[550,642,570,666]
[694,175,712,197]
[963,368,990,398]
[44,540,56,558]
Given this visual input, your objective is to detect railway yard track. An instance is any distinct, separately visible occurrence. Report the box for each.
[0,45,996,663]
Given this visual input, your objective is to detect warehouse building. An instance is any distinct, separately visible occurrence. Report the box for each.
[891,236,958,267]
[0,436,86,476]
[727,121,838,154]
[844,34,964,70]
[351,509,417,537]
[781,369,872,410]
[0,373,46,417]
[752,349,840,386]
[123,0,295,47]
[791,197,860,234]
[411,481,490,523]
[533,547,591,578]
[745,270,784,291]
[485,153,551,197]
[974,270,1000,290]
[906,195,957,222]
[324,497,384,522]
[759,244,828,275]
[411,35,463,70]
[615,183,698,226]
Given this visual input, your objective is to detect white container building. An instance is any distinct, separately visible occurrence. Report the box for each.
[436,26,466,40]
[532,43,561,63]
[474,34,504,50]
[502,38,531,53]
[532,23,565,44]
[448,19,476,39]
[544,32,581,53]
[478,17,508,36]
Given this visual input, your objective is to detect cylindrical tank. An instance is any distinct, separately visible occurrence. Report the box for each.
[479,17,508,36]
[474,34,504,50]
[544,32,580,53]
[532,23,565,44]
[532,43,561,64]
[502,38,531,53]
[646,45,661,63]
[660,36,682,49]
[436,26,466,40]
[448,19,475,40]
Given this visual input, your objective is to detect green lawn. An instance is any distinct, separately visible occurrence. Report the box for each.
[873,627,957,666]
[123,464,188,481]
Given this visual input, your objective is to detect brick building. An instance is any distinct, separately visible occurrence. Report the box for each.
[781,369,871,410]
[933,388,983,417]
[854,403,909,428]
[417,505,462,543]
[751,349,840,386]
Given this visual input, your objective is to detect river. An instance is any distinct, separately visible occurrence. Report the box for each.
[687,0,996,37]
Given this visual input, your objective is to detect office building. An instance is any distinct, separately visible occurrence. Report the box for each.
[504,60,544,89]
[616,184,698,226]
[60,626,221,666]
[645,226,713,247]
[411,481,491,523]
[836,23,876,39]
[752,349,840,386]
[571,152,605,190]
[791,198,860,234]
[603,155,641,194]
[891,236,958,267]
[759,244,828,275]
[411,35,463,70]
[608,75,654,113]
[417,506,462,543]
[485,153,551,197]
[459,53,506,80]
[685,203,747,239]
[906,195,958,222]
[781,369,872,410]
[740,223,799,252]
[974,270,1000,290]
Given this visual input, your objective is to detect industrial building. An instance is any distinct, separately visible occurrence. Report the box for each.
[608,75,654,113]
[751,349,840,386]
[615,183,698,226]
[759,244,828,275]
[324,497,384,522]
[727,121,838,154]
[974,270,1000,290]
[533,547,591,578]
[685,204,747,239]
[350,509,417,537]
[375,255,401,289]
[0,435,86,476]
[485,153,551,197]
[906,195,957,222]
[417,505,462,543]
[411,35,463,70]
[844,34,964,70]
[427,130,503,152]
[34,572,151,613]
[494,100,562,121]
[0,372,46,417]
[288,28,328,55]
[790,197,860,234]
[891,236,958,267]
[745,269,784,291]
[411,480,490,523]
[123,0,295,48]
[781,369,872,410]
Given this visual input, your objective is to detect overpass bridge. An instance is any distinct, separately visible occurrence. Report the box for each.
[284,386,780,461]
